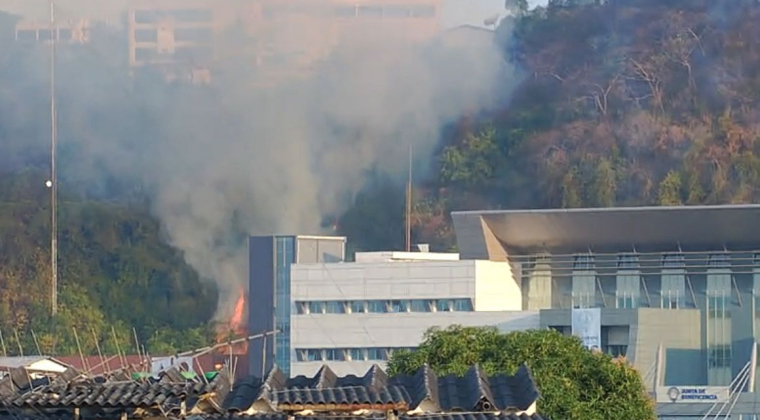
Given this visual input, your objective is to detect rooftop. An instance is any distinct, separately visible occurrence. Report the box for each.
[354,251,460,263]
[0,363,543,419]
[452,204,760,256]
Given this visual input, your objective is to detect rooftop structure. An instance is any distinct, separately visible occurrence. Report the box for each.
[0,362,544,420]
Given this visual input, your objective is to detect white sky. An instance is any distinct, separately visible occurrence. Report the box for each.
[0,0,549,28]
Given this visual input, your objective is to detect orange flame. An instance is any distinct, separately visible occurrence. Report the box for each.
[230,292,245,332]
[216,288,248,355]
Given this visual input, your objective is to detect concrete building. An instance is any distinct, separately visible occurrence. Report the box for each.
[15,18,90,43]
[288,249,538,376]
[452,204,760,419]
[247,235,346,378]
[126,0,442,85]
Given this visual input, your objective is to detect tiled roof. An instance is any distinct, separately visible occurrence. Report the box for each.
[0,414,549,420]
[0,364,542,420]
[224,364,539,413]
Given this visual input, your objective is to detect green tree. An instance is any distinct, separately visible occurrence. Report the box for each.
[388,326,656,420]
[439,128,503,189]
[657,171,683,206]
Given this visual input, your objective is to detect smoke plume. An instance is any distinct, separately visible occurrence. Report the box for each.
[0,3,517,321]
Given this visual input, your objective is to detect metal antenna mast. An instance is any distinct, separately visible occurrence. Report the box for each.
[49,0,58,317]
[405,144,412,252]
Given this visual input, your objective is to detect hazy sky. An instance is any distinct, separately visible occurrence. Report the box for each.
[0,0,549,28]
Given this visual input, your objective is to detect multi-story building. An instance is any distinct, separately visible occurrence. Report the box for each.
[288,250,539,376]
[126,0,442,85]
[452,204,760,419]
[14,19,90,43]
[247,235,346,378]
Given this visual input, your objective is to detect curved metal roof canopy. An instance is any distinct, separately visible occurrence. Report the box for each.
[451,205,760,257]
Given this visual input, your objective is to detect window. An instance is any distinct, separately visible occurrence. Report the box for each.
[409,5,435,17]
[617,296,635,309]
[174,46,213,62]
[709,345,732,368]
[308,301,324,314]
[134,10,160,24]
[453,299,473,311]
[135,47,157,62]
[572,255,596,308]
[389,300,407,313]
[324,349,344,361]
[367,300,386,313]
[708,295,731,319]
[296,350,307,362]
[325,301,345,314]
[383,5,409,17]
[16,30,36,41]
[350,301,366,313]
[436,300,453,312]
[134,29,157,43]
[349,349,364,361]
[358,5,383,16]
[296,302,308,315]
[367,348,386,360]
[335,6,357,17]
[170,9,213,23]
[174,28,213,43]
[605,345,627,358]
[307,349,322,361]
[38,29,53,41]
[410,300,431,312]
[58,29,72,40]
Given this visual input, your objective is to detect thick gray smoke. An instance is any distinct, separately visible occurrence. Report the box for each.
[1,4,517,321]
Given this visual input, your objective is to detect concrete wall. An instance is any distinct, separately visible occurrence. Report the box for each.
[539,308,704,390]
[291,311,539,377]
[292,260,479,301]
[474,260,521,311]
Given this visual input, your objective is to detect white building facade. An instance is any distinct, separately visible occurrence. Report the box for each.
[289,251,539,376]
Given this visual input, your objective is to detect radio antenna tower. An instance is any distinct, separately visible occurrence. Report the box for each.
[49,0,58,317]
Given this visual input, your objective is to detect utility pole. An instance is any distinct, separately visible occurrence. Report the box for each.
[405,144,412,252]
[50,0,58,317]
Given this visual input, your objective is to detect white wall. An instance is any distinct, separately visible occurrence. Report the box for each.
[290,310,540,377]
[291,260,480,301]
[474,260,522,311]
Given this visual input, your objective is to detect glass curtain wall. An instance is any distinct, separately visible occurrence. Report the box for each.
[707,253,732,386]
[661,253,686,309]
[616,254,640,308]
[274,237,295,374]
[572,254,596,308]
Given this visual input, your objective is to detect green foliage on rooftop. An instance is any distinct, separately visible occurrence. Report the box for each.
[388,326,656,420]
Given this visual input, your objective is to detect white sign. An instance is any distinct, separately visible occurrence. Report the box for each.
[656,386,729,404]
[150,356,195,375]
[571,308,601,351]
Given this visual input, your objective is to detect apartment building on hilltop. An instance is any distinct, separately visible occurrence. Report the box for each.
[126,0,442,85]
[15,19,90,43]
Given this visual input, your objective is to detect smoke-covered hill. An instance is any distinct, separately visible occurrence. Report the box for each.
[3,0,760,350]
[346,0,760,251]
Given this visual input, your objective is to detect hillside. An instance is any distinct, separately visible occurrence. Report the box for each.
[341,0,760,251]
[0,170,217,356]
[3,0,760,351]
